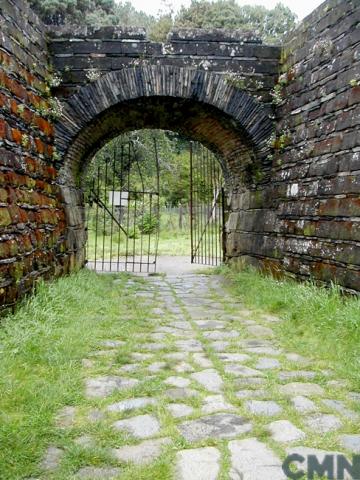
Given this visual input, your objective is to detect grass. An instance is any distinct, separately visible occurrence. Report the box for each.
[0,270,153,479]
[216,265,360,391]
[86,229,191,259]
[2,263,360,479]
[86,208,220,259]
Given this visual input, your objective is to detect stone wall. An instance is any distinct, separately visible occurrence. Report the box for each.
[48,27,280,105]
[227,0,360,291]
[0,0,68,309]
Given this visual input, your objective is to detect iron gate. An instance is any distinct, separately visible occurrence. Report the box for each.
[190,142,226,266]
[85,140,160,273]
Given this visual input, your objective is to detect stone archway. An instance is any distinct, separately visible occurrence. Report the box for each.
[55,65,275,267]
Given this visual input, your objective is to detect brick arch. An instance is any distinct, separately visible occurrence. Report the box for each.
[56,64,275,268]
[57,65,274,184]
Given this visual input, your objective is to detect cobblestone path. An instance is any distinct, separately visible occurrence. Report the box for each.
[39,274,360,479]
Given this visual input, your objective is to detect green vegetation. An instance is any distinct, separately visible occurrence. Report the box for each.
[218,265,360,390]
[1,264,359,478]
[84,130,222,262]
[175,0,296,44]
[84,130,191,207]
[0,270,152,479]
[30,0,296,44]
[86,206,191,259]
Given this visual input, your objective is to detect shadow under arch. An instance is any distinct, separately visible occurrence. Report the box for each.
[55,65,275,267]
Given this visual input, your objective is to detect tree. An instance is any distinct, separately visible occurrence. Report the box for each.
[29,0,153,27]
[83,130,193,207]
[29,0,113,25]
[175,0,297,44]
[30,0,296,44]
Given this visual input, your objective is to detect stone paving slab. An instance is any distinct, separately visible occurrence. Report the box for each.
[195,320,226,329]
[141,343,166,351]
[278,370,316,381]
[118,363,140,373]
[279,382,324,397]
[168,403,195,418]
[112,437,171,465]
[166,387,199,400]
[217,353,250,362]
[229,438,286,480]
[210,340,230,351]
[113,414,161,439]
[255,357,280,370]
[175,339,203,352]
[245,346,282,356]
[175,447,221,480]
[74,435,96,449]
[165,352,189,361]
[46,274,359,480]
[131,353,153,361]
[85,376,139,398]
[164,376,191,388]
[41,446,63,471]
[340,434,360,453]
[55,406,76,428]
[191,369,223,392]
[235,377,265,387]
[224,364,264,377]
[192,353,213,368]
[148,361,167,372]
[268,420,306,443]
[100,340,125,348]
[291,395,318,413]
[174,361,194,373]
[285,446,349,478]
[107,397,156,413]
[178,413,252,442]
[203,330,240,340]
[246,400,282,417]
[322,399,359,421]
[236,389,267,400]
[202,394,234,414]
[285,353,310,364]
[304,413,342,433]
[246,325,274,338]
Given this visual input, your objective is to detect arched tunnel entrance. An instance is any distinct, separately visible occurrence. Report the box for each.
[56,65,274,272]
[83,130,227,273]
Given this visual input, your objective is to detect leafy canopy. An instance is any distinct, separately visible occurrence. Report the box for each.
[174,0,297,43]
[29,0,154,28]
[30,0,296,43]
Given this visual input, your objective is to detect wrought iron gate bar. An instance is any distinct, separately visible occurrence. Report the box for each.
[190,142,226,266]
[85,136,224,273]
[85,139,160,273]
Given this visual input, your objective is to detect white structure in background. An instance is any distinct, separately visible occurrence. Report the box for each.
[108,191,129,222]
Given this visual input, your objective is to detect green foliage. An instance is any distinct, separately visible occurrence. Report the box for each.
[84,130,192,207]
[148,13,173,42]
[221,265,360,389]
[270,83,284,105]
[174,0,297,44]
[30,0,112,24]
[0,270,152,478]
[138,212,160,234]
[272,128,292,151]
[30,0,296,44]
[350,78,360,88]
[29,0,153,27]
